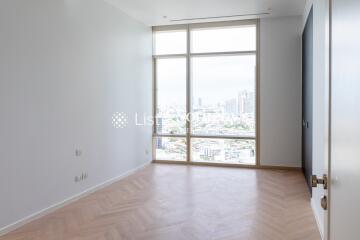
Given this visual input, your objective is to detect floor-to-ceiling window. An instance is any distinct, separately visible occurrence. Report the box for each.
[153,20,259,166]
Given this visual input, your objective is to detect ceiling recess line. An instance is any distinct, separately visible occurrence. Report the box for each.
[170,12,270,22]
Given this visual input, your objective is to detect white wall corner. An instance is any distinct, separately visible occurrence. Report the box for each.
[302,0,313,30]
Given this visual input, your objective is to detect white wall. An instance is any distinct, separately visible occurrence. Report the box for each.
[303,1,329,238]
[0,0,152,231]
[260,16,303,168]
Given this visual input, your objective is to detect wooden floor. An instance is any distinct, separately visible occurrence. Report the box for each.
[1,164,321,240]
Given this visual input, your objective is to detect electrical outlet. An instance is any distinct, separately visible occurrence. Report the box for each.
[75,149,82,157]
[75,173,88,183]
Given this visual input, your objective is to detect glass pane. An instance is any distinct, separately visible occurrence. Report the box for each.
[156,58,186,135]
[154,30,187,55]
[191,55,256,136]
[191,138,256,165]
[155,137,187,161]
[191,25,256,53]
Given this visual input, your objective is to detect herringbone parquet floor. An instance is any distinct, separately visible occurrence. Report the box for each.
[1,164,321,240]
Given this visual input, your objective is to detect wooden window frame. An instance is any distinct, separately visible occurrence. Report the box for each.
[152,19,260,167]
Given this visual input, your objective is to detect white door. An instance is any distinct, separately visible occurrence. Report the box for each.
[330,0,360,239]
[309,0,331,238]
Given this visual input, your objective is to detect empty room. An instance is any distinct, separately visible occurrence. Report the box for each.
[1,0,359,239]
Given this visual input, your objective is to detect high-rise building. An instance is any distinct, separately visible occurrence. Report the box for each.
[238,92,245,117]
[238,90,255,116]
[225,98,238,115]
[244,92,255,114]
[157,117,163,148]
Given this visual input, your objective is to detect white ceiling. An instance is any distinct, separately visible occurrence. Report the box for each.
[105,0,306,26]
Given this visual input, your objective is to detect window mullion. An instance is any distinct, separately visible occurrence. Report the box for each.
[186,24,191,163]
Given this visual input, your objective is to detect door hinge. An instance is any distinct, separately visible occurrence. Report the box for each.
[311,174,328,189]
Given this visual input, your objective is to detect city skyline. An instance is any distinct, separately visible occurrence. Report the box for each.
[157,89,255,135]
[156,89,256,164]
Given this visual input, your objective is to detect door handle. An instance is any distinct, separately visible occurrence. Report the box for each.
[311,174,328,189]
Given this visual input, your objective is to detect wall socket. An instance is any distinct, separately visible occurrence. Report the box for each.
[75,149,82,157]
[74,173,88,182]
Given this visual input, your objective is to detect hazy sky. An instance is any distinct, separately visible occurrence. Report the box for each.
[157,55,256,106]
[155,25,256,107]
[192,55,255,104]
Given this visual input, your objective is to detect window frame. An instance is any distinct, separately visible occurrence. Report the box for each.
[152,19,260,166]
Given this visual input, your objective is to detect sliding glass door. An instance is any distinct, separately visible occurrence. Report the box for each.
[153,20,258,166]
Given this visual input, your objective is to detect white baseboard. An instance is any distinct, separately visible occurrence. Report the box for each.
[0,161,151,237]
[311,198,324,240]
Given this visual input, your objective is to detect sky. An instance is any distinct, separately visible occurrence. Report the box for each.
[155,25,256,107]
[157,55,256,106]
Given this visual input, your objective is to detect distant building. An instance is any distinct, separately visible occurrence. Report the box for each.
[225,98,238,115]
[157,117,163,148]
[244,92,255,114]
[156,138,163,149]
[238,90,255,116]
[157,117,163,133]
[238,93,245,117]
[204,148,215,159]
